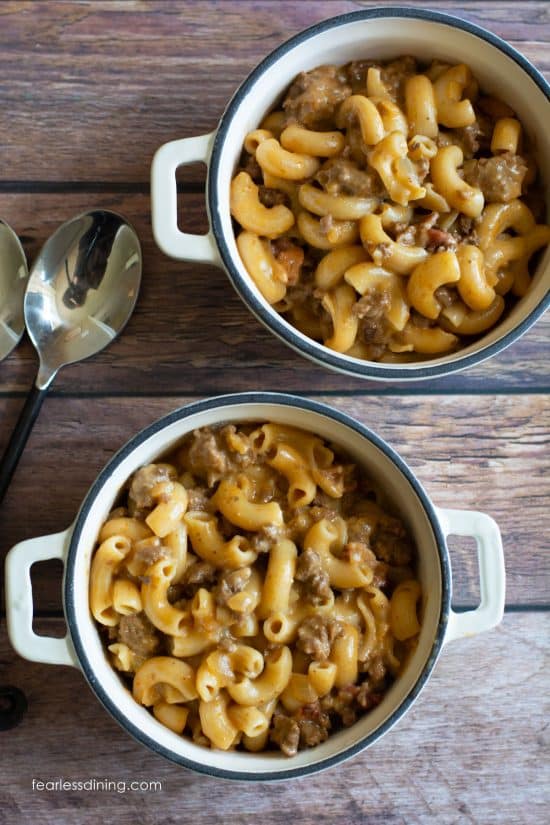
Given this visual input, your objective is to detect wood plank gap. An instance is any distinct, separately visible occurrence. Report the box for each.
[0,181,204,194]
[1,387,548,400]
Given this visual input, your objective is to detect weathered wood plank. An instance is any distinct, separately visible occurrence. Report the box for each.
[0,394,547,611]
[0,0,547,182]
[0,612,547,824]
[0,192,547,395]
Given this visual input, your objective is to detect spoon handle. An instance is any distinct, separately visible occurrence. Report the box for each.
[0,382,48,506]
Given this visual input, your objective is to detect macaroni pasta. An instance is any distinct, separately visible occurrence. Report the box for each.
[90,422,422,757]
[231,57,549,362]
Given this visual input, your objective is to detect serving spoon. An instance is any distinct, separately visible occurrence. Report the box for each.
[0,210,142,505]
[0,219,28,362]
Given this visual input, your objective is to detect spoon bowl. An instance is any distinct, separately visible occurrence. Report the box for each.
[0,209,142,502]
[0,219,28,362]
[25,210,142,388]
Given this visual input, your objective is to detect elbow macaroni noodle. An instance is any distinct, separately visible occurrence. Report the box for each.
[230,57,549,363]
[90,422,422,756]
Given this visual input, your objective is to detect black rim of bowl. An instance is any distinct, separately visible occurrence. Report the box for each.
[208,6,550,382]
[65,392,451,780]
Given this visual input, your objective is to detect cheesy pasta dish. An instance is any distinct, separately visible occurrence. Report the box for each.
[90,422,422,756]
[230,57,550,362]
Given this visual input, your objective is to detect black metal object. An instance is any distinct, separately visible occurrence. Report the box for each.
[0,685,27,731]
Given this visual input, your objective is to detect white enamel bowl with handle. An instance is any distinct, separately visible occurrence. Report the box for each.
[5,393,505,780]
[151,6,550,382]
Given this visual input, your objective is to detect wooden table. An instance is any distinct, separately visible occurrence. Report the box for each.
[0,2,548,822]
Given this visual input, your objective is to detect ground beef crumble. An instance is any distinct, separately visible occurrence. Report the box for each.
[214,567,251,606]
[128,464,175,517]
[296,614,343,661]
[316,157,384,198]
[372,518,414,566]
[117,613,160,658]
[295,548,332,605]
[463,153,527,203]
[283,65,351,129]
[270,702,331,756]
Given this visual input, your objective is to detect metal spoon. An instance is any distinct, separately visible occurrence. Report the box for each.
[0,210,142,504]
[0,219,28,361]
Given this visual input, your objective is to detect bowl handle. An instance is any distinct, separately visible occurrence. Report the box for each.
[5,530,78,667]
[436,507,505,644]
[151,131,221,265]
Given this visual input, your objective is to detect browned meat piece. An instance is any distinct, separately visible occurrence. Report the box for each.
[214,567,251,606]
[371,561,390,590]
[434,285,457,308]
[167,583,186,604]
[185,561,217,588]
[346,515,374,545]
[477,95,515,120]
[249,523,286,554]
[271,702,331,756]
[410,310,433,329]
[118,613,160,657]
[171,559,218,602]
[240,151,262,183]
[185,427,229,485]
[308,504,341,524]
[452,214,478,245]
[341,541,377,567]
[345,59,377,92]
[283,65,351,129]
[372,517,413,565]
[187,486,211,512]
[436,115,492,159]
[312,488,341,511]
[395,224,417,246]
[259,186,290,208]
[380,56,417,102]
[463,153,527,203]
[218,629,238,653]
[271,238,304,286]
[344,122,369,167]
[324,681,385,725]
[367,655,387,685]
[285,279,315,310]
[436,113,493,159]
[270,713,300,757]
[295,702,331,747]
[295,548,332,605]
[346,56,417,102]
[128,464,175,516]
[324,685,357,726]
[296,614,343,661]
[353,291,390,322]
[133,537,169,568]
[425,227,457,252]
[353,292,392,347]
[414,212,439,248]
[316,158,384,198]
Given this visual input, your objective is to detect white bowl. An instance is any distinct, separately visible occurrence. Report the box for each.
[151,7,550,382]
[5,393,505,779]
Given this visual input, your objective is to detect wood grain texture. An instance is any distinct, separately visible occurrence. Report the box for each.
[0,613,547,825]
[0,0,547,182]
[0,3,548,820]
[0,191,548,395]
[0,394,547,611]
